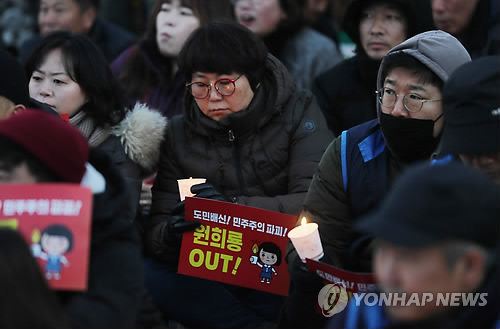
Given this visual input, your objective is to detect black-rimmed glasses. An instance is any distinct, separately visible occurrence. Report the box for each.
[186,75,243,99]
[376,88,441,113]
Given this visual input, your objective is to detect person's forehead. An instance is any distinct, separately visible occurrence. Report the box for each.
[192,72,236,78]
[377,240,443,255]
[307,0,327,8]
[439,0,477,10]
[384,67,437,89]
[41,0,77,6]
[0,162,39,184]
[385,67,417,81]
[364,2,404,14]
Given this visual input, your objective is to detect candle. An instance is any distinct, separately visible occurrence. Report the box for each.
[177,177,206,201]
[288,217,324,262]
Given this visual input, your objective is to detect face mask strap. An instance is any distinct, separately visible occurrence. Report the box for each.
[434,112,444,123]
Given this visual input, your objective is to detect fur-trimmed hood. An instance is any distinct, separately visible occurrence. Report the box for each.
[112,102,167,172]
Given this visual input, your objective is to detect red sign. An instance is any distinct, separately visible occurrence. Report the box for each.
[306,258,376,295]
[306,259,377,315]
[178,197,298,296]
[0,184,93,291]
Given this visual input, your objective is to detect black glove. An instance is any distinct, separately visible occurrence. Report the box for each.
[279,251,326,328]
[190,182,231,202]
[288,250,322,286]
[163,201,201,247]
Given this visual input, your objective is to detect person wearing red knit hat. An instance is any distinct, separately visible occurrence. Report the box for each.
[0,109,144,328]
[0,109,88,183]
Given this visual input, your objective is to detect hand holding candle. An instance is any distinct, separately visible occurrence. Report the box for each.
[177,177,207,201]
[287,217,324,262]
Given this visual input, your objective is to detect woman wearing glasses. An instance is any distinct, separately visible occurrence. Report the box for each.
[145,22,333,328]
[111,0,235,218]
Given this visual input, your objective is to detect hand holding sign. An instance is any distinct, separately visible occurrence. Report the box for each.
[178,198,298,296]
[190,183,231,202]
[164,201,201,248]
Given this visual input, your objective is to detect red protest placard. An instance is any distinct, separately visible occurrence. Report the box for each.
[0,184,93,291]
[306,259,377,315]
[306,258,376,294]
[178,197,298,296]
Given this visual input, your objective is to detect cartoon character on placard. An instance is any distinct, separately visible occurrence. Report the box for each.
[31,224,74,280]
[249,241,282,284]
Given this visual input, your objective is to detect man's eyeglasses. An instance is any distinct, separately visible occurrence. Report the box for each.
[186,75,242,99]
[376,88,441,113]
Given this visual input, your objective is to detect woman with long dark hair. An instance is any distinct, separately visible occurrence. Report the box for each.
[25,31,167,217]
[112,0,235,118]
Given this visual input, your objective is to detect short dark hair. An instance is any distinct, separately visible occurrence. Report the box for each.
[279,0,308,30]
[178,22,268,91]
[73,0,99,11]
[381,52,444,90]
[259,242,282,266]
[24,31,125,127]
[0,136,62,183]
[41,224,75,253]
[342,0,417,50]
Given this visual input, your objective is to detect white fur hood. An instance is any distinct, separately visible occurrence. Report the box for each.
[112,102,167,172]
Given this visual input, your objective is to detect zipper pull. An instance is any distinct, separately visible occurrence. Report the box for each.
[228,130,235,142]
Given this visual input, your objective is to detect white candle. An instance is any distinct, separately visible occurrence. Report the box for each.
[177,177,206,201]
[288,217,324,262]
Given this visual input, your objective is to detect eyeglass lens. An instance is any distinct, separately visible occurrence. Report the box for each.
[379,89,423,112]
[190,79,236,99]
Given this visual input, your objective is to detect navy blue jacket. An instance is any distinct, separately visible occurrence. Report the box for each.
[20,17,136,63]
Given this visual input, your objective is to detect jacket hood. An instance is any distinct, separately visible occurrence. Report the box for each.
[183,54,295,136]
[375,30,470,163]
[376,30,471,93]
[111,102,167,171]
[264,54,296,107]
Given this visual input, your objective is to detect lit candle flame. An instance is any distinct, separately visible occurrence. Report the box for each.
[252,243,259,254]
[301,217,307,226]
[32,228,40,244]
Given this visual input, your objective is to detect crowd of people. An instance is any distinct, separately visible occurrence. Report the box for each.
[0,0,498,328]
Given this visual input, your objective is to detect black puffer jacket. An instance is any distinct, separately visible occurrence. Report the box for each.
[147,55,334,261]
[58,149,143,328]
[313,54,380,136]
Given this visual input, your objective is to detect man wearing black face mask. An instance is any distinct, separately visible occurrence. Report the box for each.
[376,54,444,164]
[280,30,471,329]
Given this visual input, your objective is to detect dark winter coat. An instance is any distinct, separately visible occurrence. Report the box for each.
[280,31,471,329]
[111,41,186,118]
[296,30,471,269]
[446,0,500,59]
[328,265,499,329]
[313,54,380,136]
[19,17,136,63]
[147,55,334,261]
[72,103,167,219]
[57,149,143,328]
